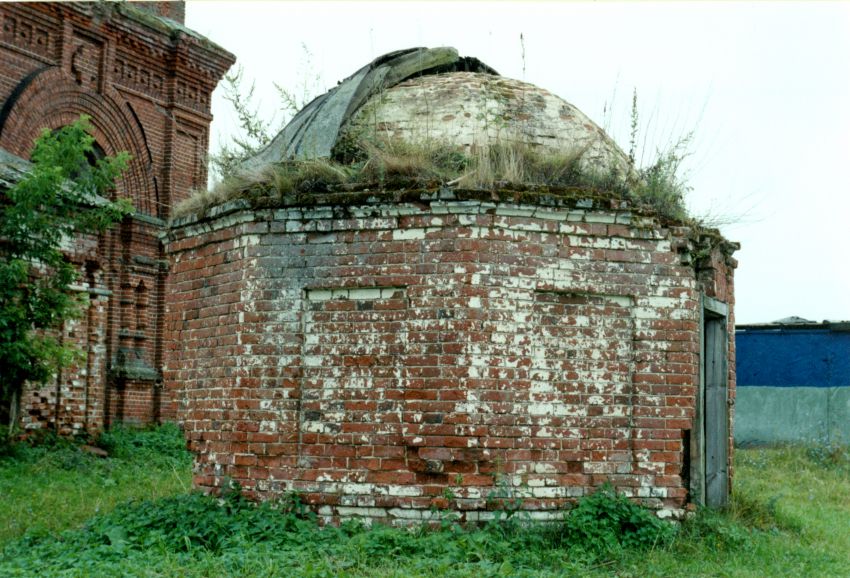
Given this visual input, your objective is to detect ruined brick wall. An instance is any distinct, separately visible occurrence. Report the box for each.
[164,193,737,523]
[18,229,111,434]
[0,2,233,432]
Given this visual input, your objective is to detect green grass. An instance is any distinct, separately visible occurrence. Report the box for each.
[1,428,848,577]
[0,424,191,544]
[618,444,850,576]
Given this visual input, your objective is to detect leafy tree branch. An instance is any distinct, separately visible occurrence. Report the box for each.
[0,116,132,435]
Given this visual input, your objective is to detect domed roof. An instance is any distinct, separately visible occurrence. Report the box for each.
[342,72,629,174]
[241,47,629,176]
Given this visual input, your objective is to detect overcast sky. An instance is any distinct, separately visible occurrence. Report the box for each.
[186,1,850,325]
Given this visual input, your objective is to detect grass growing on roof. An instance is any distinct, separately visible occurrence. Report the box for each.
[174,137,689,224]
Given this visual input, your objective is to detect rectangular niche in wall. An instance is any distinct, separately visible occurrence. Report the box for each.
[301,287,408,457]
[530,291,635,475]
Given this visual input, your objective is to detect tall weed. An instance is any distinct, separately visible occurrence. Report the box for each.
[559,483,677,553]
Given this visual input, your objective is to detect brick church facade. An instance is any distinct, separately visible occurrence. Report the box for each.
[0,2,233,433]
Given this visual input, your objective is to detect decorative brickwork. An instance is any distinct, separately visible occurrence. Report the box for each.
[0,2,234,433]
[164,191,737,523]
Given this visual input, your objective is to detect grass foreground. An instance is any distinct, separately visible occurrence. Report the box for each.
[1,426,848,577]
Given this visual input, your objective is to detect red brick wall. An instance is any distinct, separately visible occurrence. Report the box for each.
[1,2,234,432]
[164,195,737,523]
[20,238,111,435]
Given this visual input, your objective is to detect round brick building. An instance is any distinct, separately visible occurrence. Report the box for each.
[165,48,738,524]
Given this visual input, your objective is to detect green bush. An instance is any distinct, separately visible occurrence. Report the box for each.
[84,493,317,554]
[560,483,677,552]
[0,481,675,575]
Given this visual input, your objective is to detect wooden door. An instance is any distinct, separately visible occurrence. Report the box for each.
[704,312,729,507]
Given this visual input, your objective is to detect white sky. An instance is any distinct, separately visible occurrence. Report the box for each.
[186,1,850,325]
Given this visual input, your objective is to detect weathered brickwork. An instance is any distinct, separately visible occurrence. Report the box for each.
[18,228,110,434]
[0,2,233,433]
[164,193,737,523]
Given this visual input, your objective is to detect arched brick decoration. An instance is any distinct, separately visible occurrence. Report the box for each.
[0,66,156,215]
[0,2,234,434]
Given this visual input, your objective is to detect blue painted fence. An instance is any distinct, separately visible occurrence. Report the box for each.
[737,327,850,387]
[734,321,850,445]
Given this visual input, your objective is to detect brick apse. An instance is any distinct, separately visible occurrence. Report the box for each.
[167,191,737,523]
[164,49,738,522]
[0,2,233,432]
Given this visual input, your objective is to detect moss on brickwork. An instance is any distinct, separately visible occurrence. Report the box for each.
[115,3,227,53]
